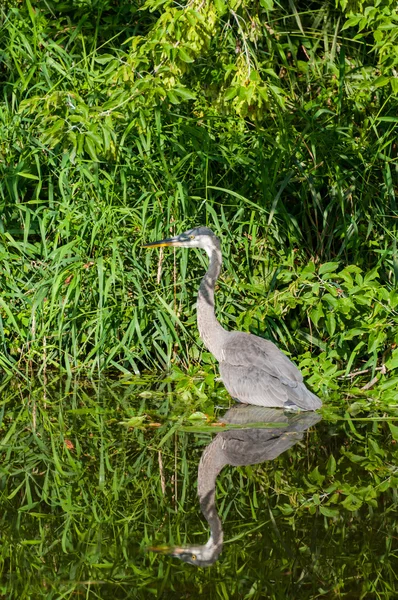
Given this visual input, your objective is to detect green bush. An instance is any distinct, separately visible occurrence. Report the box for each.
[0,0,397,398]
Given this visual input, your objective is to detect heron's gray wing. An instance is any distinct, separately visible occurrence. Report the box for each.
[219,363,288,407]
[221,332,303,384]
[220,333,321,410]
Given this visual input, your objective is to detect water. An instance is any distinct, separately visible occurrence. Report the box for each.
[0,376,398,598]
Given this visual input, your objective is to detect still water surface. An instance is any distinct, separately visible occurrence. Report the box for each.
[1,376,397,599]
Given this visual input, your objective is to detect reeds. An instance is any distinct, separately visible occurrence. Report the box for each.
[0,0,397,396]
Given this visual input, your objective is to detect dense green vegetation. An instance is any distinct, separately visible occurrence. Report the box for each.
[1,0,398,401]
[1,378,398,598]
[2,4,398,595]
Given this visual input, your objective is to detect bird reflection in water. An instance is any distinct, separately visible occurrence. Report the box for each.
[149,405,321,567]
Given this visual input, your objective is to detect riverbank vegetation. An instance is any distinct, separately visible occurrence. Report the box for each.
[1,0,398,402]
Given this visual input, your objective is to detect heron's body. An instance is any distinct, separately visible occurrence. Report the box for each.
[144,227,321,411]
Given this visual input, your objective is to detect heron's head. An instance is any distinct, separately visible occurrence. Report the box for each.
[143,226,220,257]
[148,539,222,568]
[150,544,221,567]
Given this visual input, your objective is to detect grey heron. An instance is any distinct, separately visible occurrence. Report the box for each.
[150,405,322,567]
[144,227,322,411]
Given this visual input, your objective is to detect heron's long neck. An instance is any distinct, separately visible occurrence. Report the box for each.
[197,248,227,360]
[197,436,227,557]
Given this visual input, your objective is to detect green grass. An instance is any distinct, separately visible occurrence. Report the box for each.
[0,0,398,405]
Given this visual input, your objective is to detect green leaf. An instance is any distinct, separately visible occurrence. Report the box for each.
[119,416,147,428]
[301,262,316,278]
[187,411,207,421]
[342,494,362,511]
[378,479,390,492]
[323,293,338,308]
[94,54,116,64]
[341,15,362,31]
[388,422,398,441]
[326,312,336,336]
[310,304,324,326]
[386,349,398,370]
[17,172,40,180]
[224,86,239,100]
[377,116,398,122]
[174,86,196,100]
[374,75,390,88]
[178,48,194,63]
[214,0,227,15]
[260,0,274,8]
[319,262,340,276]
[368,438,384,457]
[308,466,325,486]
[326,454,336,476]
[391,78,398,94]
[167,90,179,104]
[279,503,294,515]
[84,136,99,161]
[320,506,339,517]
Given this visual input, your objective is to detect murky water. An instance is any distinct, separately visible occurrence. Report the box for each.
[1,376,398,599]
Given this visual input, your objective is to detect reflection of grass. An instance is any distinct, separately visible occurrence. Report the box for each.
[0,377,398,598]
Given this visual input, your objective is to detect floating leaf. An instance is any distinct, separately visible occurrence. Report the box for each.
[187,411,208,421]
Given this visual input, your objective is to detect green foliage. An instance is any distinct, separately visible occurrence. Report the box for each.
[0,0,397,398]
[236,259,398,399]
[338,0,398,91]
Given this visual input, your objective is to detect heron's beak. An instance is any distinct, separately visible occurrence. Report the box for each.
[168,547,185,556]
[143,236,181,248]
[146,544,178,555]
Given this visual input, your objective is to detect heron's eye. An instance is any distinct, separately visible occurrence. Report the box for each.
[189,235,195,240]
[191,554,197,560]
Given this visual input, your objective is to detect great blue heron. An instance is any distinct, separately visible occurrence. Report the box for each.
[150,405,322,567]
[144,227,321,411]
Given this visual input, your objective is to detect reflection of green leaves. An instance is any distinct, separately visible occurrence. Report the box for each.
[1,378,398,597]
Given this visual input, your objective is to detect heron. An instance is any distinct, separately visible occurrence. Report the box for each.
[144,227,321,411]
[149,405,322,567]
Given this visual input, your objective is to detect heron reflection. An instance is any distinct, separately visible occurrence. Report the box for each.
[150,405,321,567]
